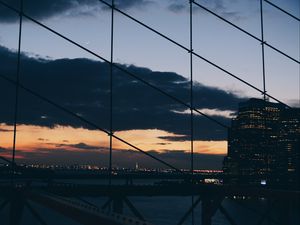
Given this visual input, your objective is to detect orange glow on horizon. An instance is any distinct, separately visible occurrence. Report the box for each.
[0,124,227,157]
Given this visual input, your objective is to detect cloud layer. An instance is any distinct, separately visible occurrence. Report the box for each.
[0,0,154,22]
[0,45,244,141]
[0,0,247,23]
[167,0,243,20]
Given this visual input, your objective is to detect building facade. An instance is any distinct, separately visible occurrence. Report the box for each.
[223,98,300,188]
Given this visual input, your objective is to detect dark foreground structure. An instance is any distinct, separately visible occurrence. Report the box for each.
[223,98,300,188]
[1,180,300,225]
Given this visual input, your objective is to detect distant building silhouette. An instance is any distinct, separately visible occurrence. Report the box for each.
[223,98,300,188]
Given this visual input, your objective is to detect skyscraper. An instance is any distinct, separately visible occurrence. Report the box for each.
[278,108,300,186]
[223,98,300,188]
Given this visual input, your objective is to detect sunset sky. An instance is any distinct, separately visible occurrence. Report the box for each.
[0,0,299,169]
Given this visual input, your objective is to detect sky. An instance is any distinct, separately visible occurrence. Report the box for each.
[0,0,299,169]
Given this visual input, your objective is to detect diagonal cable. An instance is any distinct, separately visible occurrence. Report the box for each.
[263,0,300,22]
[192,0,299,64]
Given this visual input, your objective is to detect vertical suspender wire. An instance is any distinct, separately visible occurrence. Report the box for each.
[260,0,267,101]
[260,0,269,179]
[109,0,115,186]
[189,1,194,225]
[189,0,194,178]
[11,0,23,185]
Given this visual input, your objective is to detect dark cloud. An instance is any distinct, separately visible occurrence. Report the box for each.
[114,0,154,10]
[0,128,13,132]
[158,135,189,142]
[155,143,171,146]
[0,0,154,23]
[54,142,100,151]
[0,0,86,22]
[0,0,245,24]
[168,0,242,21]
[0,45,245,141]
